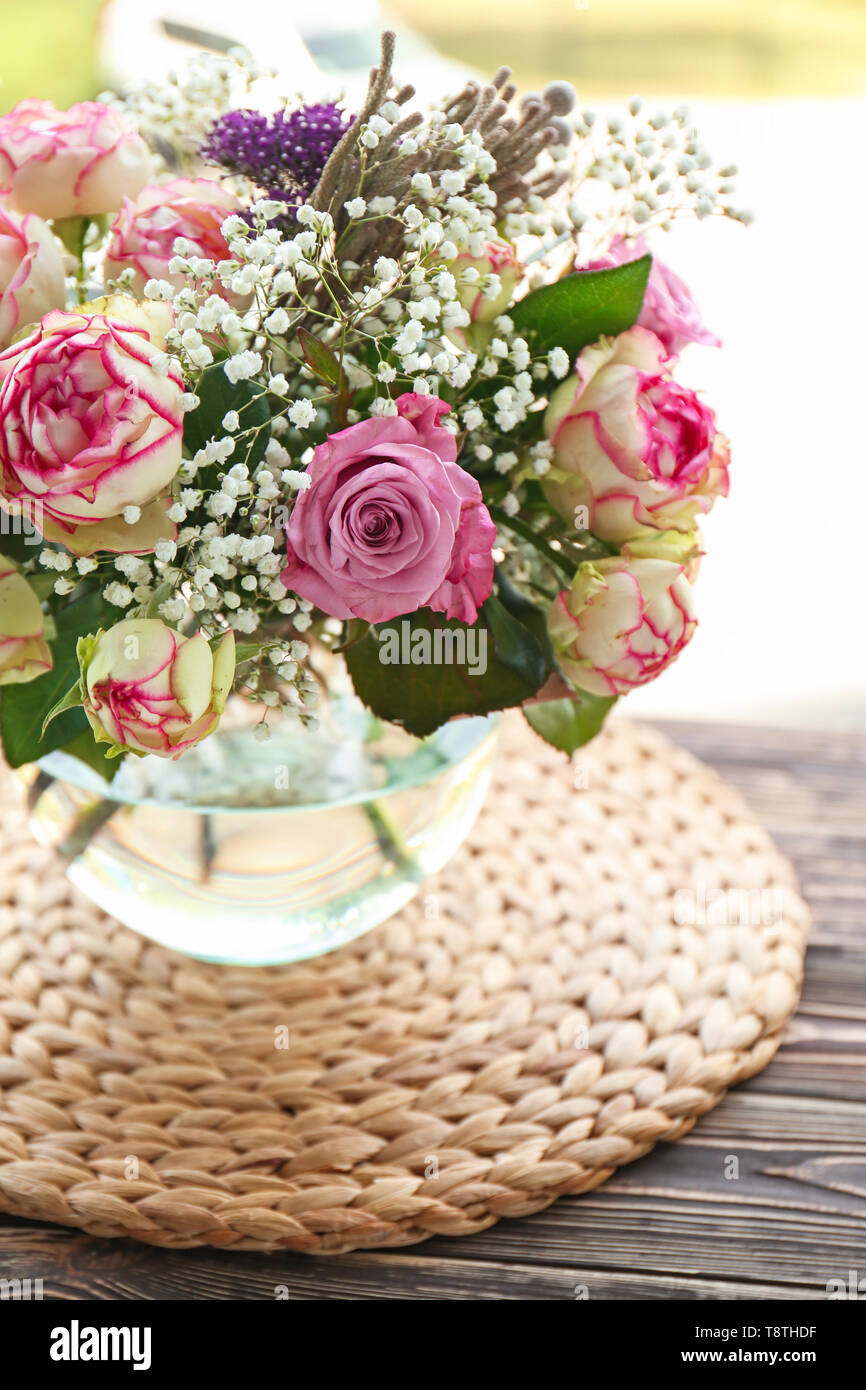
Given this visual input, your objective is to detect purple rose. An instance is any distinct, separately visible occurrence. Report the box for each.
[281,393,495,625]
[581,236,721,356]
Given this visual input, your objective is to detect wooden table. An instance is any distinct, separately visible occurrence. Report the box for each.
[1,721,864,1300]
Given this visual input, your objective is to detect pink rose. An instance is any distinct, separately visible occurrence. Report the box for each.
[544,326,729,543]
[79,620,236,760]
[0,302,184,555]
[0,100,151,220]
[581,236,721,356]
[105,177,243,300]
[0,206,67,348]
[282,393,496,625]
[548,555,697,696]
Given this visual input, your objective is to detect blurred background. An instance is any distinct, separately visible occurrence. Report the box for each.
[2,0,863,729]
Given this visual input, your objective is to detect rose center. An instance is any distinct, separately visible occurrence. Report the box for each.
[97,679,170,732]
[349,500,400,549]
[24,339,142,464]
[646,384,707,479]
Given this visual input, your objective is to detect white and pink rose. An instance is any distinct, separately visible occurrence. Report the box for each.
[79,620,236,759]
[0,100,151,221]
[548,554,697,697]
[453,238,524,325]
[105,177,244,299]
[0,206,67,348]
[0,559,51,686]
[0,299,184,555]
[544,326,729,544]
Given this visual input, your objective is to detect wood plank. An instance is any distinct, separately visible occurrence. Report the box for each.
[0,1221,823,1301]
[656,721,866,769]
[742,1016,866,1097]
[798,948,866,1013]
[692,1092,866,1146]
[421,1193,866,1290]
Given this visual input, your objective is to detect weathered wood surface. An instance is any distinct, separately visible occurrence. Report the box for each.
[1,719,863,1300]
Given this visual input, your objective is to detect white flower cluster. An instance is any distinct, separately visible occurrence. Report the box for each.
[102,48,274,168]
[567,100,749,253]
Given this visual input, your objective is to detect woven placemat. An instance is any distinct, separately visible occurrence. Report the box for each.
[0,716,808,1253]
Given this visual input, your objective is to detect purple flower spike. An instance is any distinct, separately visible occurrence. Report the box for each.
[202,103,350,203]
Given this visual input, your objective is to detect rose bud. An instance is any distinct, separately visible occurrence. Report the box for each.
[0,559,51,685]
[442,237,524,348]
[548,554,697,696]
[544,326,729,544]
[454,238,524,324]
[621,526,704,580]
[0,100,151,220]
[79,620,235,759]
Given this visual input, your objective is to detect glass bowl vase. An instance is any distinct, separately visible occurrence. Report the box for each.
[18,700,499,966]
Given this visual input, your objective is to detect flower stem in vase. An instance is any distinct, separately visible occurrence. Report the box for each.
[198,813,218,884]
[362,799,422,884]
[56,795,122,862]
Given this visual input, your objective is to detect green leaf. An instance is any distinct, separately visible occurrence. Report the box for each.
[146,581,174,618]
[26,571,56,602]
[52,214,89,260]
[183,363,271,471]
[233,641,267,665]
[494,567,556,665]
[0,522,43,565]
[297,326,341,386]
[334,618,371,653]
[344,584,553,737]
[297,327,350,425]
[41,680,84,737]
[0,590,108,768]
[510,255,652,359]
[523,691,617,754]
[60,728,120,784]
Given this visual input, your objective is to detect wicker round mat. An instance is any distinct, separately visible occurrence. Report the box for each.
[0,716,808,1253]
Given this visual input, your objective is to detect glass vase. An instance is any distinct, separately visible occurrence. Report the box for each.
[19,698,498,966]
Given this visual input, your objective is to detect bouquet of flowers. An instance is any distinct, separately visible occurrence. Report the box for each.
[0,34,747,775]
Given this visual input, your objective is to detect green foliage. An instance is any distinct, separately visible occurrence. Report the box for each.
[183,364,271,474]
[0,524,43,566]
[41,676,85,737]
[510,256,651,359]
[344,578,553,737]
[59,727,119,783]
[523,691,617,753]
[0,589,107,767]
[297,327,342,386]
